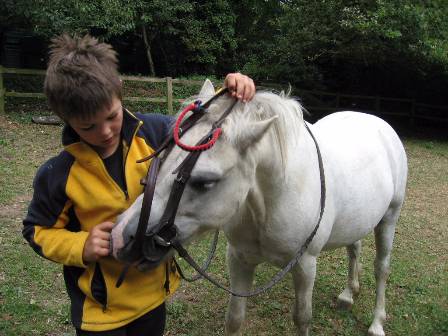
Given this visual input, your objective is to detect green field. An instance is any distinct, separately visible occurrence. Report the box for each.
[1,108,447,336]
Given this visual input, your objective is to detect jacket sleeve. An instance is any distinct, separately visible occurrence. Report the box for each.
[22,154,89,268]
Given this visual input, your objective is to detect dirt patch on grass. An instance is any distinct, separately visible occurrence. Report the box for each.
[0,196,32,218]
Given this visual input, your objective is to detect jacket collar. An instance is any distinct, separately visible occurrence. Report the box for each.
[62,108,142,161]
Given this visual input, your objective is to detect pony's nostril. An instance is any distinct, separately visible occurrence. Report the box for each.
[126,235,135,246]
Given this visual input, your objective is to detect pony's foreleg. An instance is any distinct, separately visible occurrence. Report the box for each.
[336,240,363,309]
[368,207,400,336]
[290,254,317,336]
[224,246,256,336]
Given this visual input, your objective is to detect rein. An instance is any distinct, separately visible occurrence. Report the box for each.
[116,88,231,287]
[116,90,326,298]
[170,122,326,297]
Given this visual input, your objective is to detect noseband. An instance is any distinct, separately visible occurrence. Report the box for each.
[116,89,326,298]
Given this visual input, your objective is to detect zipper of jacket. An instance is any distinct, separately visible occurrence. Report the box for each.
[91,262,108,313]
[100,146,130,202]
[122,120,142,202]
[122,142,131,202]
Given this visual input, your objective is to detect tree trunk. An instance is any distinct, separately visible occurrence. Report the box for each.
[142,25,156,77]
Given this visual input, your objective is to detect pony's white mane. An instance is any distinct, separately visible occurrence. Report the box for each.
[178,90,305,165]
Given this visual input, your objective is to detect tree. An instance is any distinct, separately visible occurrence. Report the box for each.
[1,0,240,77]
[3,0,194,77]
[3,0,448,102]
[84,0,194,77]
[240,0,448,95]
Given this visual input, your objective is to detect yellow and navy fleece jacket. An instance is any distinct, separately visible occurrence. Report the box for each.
[23,108,181,332]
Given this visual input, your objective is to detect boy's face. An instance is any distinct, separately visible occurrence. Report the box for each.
[68,95,123,159]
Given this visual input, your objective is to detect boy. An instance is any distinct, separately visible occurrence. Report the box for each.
[22,33,255,335]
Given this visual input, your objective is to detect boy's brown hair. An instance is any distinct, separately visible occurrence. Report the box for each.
[44,34,122,123]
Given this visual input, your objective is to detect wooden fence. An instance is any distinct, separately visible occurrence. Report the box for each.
[0,66,221,117]
[289,88,448,126]
[1,66,447,126]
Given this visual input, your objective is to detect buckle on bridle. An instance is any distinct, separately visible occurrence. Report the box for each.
[154,235,171,247]
[154,224,178,247]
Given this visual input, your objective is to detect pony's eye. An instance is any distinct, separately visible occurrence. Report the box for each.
[189,172,221,190]
[191,179,219,190]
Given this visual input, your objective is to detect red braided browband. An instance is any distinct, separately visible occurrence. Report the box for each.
[174,102,223,152]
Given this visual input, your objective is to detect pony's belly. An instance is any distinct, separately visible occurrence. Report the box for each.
[322,238,366,251]
[321,216,381,251]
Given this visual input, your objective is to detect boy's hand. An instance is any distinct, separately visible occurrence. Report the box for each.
[82,222,115,263]
[223,73,255,103]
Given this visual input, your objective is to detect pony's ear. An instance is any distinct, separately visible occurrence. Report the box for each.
[236,116,278,150]
[199,79,216,97]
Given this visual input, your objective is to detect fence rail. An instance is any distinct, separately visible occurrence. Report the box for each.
[1,66,447,125]
[0,66,223,116]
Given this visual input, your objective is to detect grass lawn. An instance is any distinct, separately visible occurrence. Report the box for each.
[1,103,447,336]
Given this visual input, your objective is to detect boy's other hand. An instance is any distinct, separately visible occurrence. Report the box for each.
[223,73,255,103]
[82,222,115,263]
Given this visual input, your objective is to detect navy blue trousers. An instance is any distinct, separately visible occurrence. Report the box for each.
[76,302,166,336]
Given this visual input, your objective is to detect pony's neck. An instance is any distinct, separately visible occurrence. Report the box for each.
[244,122,320,223]
[243,127,289,222]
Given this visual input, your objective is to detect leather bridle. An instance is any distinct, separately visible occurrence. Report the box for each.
[115,89,326,298]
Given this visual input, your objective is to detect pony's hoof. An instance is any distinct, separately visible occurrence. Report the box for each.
[335,291,355,310]
[367,324,386,336]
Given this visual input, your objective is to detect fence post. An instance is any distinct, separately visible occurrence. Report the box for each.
[0,66,4,115]
[166,77,173,115]
[410,98,416,126]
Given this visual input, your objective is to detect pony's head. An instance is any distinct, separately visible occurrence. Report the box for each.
[110,79,305,271]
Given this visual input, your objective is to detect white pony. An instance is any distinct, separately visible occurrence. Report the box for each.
[111,80,408,336]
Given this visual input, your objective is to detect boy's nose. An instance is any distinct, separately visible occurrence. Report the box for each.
[100,123,112,136]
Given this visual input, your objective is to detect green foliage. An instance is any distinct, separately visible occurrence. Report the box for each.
[2,0,448,103]
[1,0,238,76]
[180,1,236,64]
[173,75,220,98]
[3,74,45,93]
[425,141,435,149]
[241,0,448,92]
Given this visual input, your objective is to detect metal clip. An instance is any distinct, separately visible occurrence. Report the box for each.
[154,235,171,247]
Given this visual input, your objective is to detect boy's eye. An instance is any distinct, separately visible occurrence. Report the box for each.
[108,114,117,120]
[81,125,93,131]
